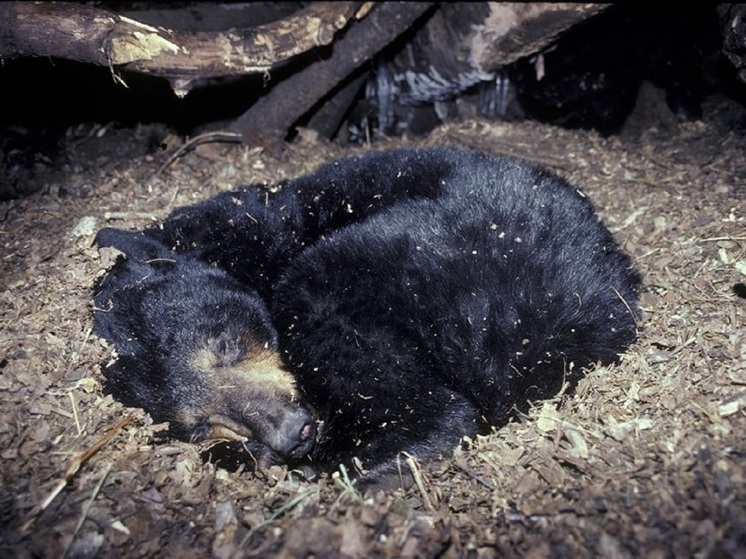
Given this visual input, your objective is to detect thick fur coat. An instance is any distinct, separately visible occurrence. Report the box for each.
[93,146,641,481]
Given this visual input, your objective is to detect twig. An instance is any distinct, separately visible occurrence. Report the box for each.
[154,131,243,176]
[103,211,158,221]
[453,456,496,490]
[699,236,746,242]
[404,453,435,512]
[79,327,92,354]
[68,392,82,436]
[613,286,641,328]
[609,206,648,233]
[63,463,113,558]
[21,415,135,532]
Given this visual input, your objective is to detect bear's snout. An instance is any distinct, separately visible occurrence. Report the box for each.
[270,407,317,459]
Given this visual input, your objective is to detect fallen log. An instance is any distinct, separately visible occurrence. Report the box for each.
[0,2,612,150]
[380,3,611,106]
[0,1,362,96]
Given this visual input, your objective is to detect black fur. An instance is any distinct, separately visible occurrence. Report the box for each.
[93,146,641,482]
[93,229,315,465]
[142,147,456,298]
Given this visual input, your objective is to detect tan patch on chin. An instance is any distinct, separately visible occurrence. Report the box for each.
[207,415,252,441]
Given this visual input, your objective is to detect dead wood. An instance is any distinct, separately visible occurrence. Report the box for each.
[228,2,434,154]
[0,1,362,96]
[383,3,611,105]
[471,3,612,69]
[306,72,371,140]
[0,2,612,149]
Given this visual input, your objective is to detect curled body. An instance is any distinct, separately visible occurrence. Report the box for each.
[93,146,641,483]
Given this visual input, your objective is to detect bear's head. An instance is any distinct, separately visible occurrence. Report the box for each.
[93,227,316,466]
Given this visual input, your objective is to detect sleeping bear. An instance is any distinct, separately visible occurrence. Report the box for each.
[93,146,641,483]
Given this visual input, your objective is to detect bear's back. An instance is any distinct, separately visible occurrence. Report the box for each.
[275,149,640,426]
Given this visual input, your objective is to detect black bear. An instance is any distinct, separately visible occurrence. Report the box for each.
[93,146,641,482]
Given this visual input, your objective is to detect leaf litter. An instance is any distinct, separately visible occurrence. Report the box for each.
[0,99,744,557]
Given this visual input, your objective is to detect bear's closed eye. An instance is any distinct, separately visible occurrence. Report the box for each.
[207,333,245,368]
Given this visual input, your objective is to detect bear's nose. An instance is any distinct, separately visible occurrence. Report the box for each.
[275,409,317,459]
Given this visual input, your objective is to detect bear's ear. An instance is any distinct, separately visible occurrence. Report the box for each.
[95,227,172,261]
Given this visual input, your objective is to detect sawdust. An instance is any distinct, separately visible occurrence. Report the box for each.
[1,100,744,557]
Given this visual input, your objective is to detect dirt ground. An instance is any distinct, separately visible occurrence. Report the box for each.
[1,95,744,558]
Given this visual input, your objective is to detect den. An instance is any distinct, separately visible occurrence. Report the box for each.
[1,3,744,558]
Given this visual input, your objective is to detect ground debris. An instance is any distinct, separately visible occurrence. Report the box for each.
[1,101,745,557]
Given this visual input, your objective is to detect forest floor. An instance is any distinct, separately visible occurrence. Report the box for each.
[1,95,744,558]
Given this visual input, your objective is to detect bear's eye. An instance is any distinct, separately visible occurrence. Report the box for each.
[206,332,244,368]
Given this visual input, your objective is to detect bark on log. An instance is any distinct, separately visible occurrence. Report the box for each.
[472,3,611,70]
[0,1,362,96]
[228,2,434,154]
[382,3,610,105]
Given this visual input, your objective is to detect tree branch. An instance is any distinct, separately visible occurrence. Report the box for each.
[0,1,363,96]
[229,2,434,153]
